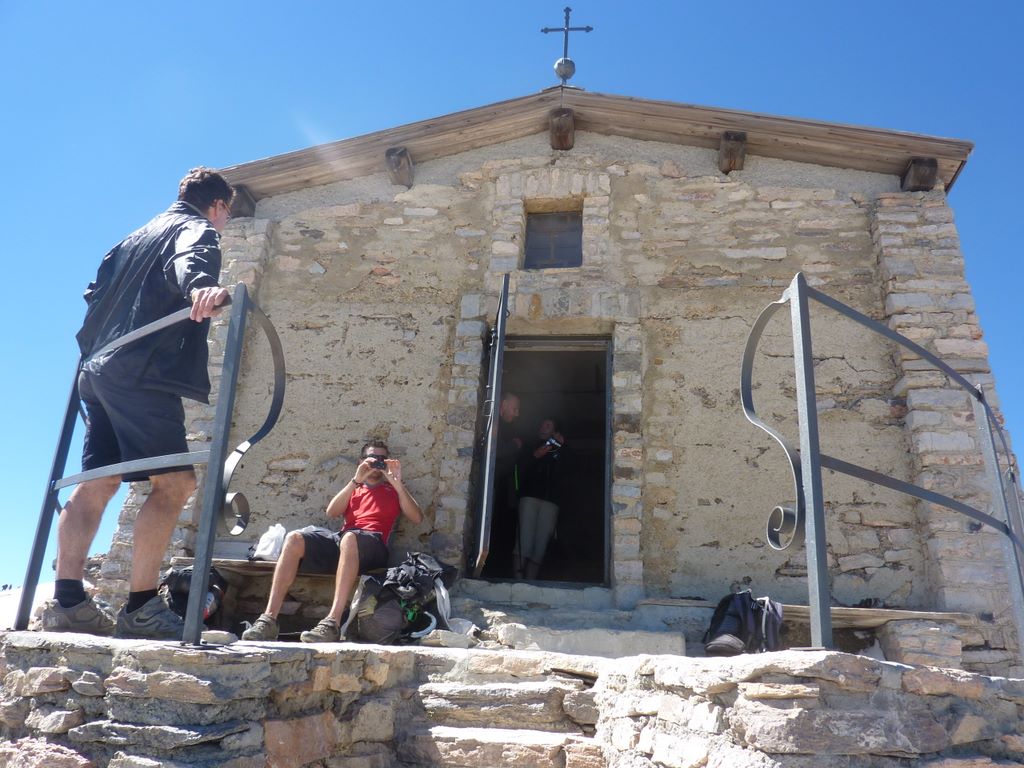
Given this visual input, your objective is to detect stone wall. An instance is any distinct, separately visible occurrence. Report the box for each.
[873,191,1020,670]
[93,132,1020,669]
[2,632,1023,767]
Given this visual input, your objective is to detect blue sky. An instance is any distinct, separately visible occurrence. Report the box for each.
[1,1,1021,594]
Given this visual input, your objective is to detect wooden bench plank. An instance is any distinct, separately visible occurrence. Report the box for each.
[638,598,980,629]
[169,556,335,581]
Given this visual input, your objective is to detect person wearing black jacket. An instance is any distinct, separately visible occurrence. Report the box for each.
[39,168,234,640]
[514,417,566,580]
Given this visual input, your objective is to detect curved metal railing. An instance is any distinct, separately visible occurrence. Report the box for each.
[741,272,1024,650]
[16,283,286,645]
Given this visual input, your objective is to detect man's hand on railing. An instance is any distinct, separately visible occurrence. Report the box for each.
[189,286,232,321]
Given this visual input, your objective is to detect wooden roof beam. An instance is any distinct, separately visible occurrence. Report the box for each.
[385,146,414,188]
[550,108,575,150]
[230,184,257,218]
[901,157,939,192]
[718,131,747,173]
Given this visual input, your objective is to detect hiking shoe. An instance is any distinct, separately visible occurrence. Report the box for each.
[115,595,185,640]
[241,613,279,641]
[300,617,340,643]
[38,598,115,636]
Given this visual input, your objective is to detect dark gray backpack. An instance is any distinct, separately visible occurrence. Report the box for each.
[703,590,783,655]
[353,552,458,644]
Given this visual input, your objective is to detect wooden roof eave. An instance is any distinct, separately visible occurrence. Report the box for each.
[221,89,972,202]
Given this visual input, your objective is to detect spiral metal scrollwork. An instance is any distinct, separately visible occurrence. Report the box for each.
[219,300,287,535]
[739,291,805,550]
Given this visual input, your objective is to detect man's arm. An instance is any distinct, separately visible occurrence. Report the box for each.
[167,221,228,321]
[326,457,376,519]
[189,286,231,321]
[381,459,423,524]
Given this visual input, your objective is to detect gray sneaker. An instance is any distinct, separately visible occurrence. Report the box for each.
[241,613,279,641]
[116,595,185,640]
[38,598,116,636]
[300,617,340,643]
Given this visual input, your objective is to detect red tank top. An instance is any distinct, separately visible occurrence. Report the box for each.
[343,482,401,541]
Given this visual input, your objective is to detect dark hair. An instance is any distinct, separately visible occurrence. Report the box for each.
[361,439,389,458]
[177,167,234,211]
[541,417,560,432]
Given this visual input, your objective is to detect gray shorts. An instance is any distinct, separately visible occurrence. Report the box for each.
[297,526,389,574]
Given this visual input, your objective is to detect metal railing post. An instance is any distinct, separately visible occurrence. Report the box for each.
[15,370,82,630]
[182,285,250,645]
[788,273,833,648]
[973,391,1024,661]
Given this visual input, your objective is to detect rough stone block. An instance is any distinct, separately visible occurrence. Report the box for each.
[0,737,92,768]
[20,667,70,696]
[264,711,340,768]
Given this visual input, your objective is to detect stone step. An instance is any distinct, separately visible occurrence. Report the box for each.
[490,621,686,658]
[400,725,606,768]
[411,645,606,686]
[450,588,694,658]
[417,680,587,731]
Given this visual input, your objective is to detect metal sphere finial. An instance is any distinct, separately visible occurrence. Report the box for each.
[554,57,576,83]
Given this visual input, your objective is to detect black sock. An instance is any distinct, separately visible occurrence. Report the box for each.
[126,589,159,613]
[55,579,87,608]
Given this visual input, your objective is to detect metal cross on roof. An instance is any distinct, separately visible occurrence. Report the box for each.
[541,6,593,85]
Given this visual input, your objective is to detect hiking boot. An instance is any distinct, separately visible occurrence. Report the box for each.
[241,613,279,641]
[300,617,340,643]
[38,598,115,636]
[115,595,185,640]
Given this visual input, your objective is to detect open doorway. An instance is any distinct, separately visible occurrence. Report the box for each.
[480,337,609,584]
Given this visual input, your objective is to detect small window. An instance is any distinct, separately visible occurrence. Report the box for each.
[524,211,583,269]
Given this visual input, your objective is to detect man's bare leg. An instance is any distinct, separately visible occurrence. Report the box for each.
[129,470,196,592]
[325,532,361,624]
[262,531,306,618]
[525,558,541,580]
[56,476,121,581]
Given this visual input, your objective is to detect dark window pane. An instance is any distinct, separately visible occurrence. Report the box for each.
[524,211,583,269]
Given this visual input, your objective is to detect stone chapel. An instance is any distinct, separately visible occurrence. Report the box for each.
[98,86,1022,676]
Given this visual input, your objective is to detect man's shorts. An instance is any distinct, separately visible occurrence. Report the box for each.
[296,526,389,575]
[79,370,190,482]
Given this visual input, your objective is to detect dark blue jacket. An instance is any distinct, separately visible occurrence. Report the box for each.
[76,202,222,403]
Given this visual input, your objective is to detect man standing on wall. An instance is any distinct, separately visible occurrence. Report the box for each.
[39,168,234,640]
[241,439,423,642]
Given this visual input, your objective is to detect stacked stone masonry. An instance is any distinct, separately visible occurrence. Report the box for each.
[1,633,1023,767]
[91,132,1020,671]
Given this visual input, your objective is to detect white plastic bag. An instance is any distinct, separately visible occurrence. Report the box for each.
[251,523,285,561]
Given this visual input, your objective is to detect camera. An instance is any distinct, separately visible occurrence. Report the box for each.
[369,457,387,470]
[545,437,562,450]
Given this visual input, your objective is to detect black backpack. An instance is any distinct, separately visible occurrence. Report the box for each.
[160,565,229,623]
[703,590,784,655]
[354,552,458,644]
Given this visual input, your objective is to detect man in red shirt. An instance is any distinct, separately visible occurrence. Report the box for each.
[241,440,422,642]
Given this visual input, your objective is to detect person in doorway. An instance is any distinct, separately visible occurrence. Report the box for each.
[514,417,567,580]
[39,168,234,640]
[241,440,423,642]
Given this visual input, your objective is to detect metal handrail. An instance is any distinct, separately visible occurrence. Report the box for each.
[16,283,286,645]
[742,272,1024,651]
[472,274,511,578]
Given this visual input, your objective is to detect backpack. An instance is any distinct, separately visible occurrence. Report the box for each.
[702,590,784,655]
[160,566,229,623]
[354,552,458,644]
